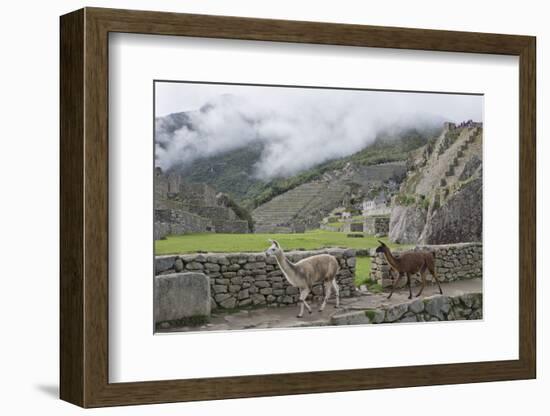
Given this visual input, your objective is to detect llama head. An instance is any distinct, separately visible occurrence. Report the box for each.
[265,239,282,256]
[375,240,387,254]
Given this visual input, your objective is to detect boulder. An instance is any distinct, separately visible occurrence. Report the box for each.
[421,178,482,244]
[331,311,371,326]
[154,272,211,324]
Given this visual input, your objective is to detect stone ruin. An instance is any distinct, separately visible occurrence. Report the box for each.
[370,242,482,287]
[362,193,390,217]
[155,168,249,239]
[155,248,357,314]
[363,216,390,235]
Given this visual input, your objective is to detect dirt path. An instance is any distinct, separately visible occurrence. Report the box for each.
[159,279,482,333]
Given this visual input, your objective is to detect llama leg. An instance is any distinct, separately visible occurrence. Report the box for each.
[387,269,399,299]
[431,266,443,294]
[415,265,428,297]
[406,273,412,299]
[331,279,340,308]
[320,281,332,312]
[297,287,311,318]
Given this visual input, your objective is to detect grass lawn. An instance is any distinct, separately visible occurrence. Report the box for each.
[155,229,404,255]
[155,229,408,289]
[355,256,371,286]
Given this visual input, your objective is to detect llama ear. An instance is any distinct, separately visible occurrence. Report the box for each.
[272,240,280,247]
[378,240,386,246]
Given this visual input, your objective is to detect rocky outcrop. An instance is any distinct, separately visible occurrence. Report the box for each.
[389,204,426,243]
[389,122,482,244]
[421,178,482,244]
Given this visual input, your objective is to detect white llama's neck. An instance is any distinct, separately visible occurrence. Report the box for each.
[274,251,300,286]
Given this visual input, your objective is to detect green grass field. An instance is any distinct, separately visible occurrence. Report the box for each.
[155,229,404,255]
[155,230,409,289]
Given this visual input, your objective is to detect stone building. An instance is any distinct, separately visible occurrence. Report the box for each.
[362,193,390,216]
[155,168,249,239]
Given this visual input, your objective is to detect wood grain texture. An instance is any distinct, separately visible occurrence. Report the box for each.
[59,7,537,408]
[59,8,84,407]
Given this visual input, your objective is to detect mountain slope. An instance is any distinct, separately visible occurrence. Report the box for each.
[156,107,437,208]
[389,122,483,244]
[252,161,407,233]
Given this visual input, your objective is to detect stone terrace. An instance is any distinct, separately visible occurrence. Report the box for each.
[252,181,350,233]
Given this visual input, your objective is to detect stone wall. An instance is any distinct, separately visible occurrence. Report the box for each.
[178,181,218,207]
[364,216,390,235]
[191,206,236,221]
[343,222,363,233]
[154,170,251,238]
[155,248,357,310]
[211,219,249,234]
[155,208,213,239]
[370,242,482,287]
[320,223,341,232]
[330,292,482,325]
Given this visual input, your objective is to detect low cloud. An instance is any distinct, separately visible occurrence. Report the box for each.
[155,85,482,179]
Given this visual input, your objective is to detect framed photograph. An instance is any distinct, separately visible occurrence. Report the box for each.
[60,7,536,408]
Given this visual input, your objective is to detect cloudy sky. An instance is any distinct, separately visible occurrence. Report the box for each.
[155,81,483,178]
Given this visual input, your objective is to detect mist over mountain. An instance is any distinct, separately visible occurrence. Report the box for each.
[155,89,480,180]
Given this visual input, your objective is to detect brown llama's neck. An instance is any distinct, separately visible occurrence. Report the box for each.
[382,247,401,270]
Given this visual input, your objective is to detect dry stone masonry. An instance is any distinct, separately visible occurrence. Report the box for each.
[330,292,482,325]
[364,216,390,235]
[370,242,482,287]
[155,248,357,310]
[155,168,249,239]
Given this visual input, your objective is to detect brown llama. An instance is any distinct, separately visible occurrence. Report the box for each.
[375,241,443,299]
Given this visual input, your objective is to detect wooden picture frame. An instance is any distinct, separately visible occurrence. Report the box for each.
[60,7,536,408]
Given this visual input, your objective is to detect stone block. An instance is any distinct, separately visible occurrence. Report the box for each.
[331,311,370,326]
[155,256,177,274]
[154,272,210,323]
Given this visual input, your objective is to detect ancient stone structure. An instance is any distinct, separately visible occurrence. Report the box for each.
[370,242,482,287]
[155,248,357,310]
[364,216,390,235]
[343,222,364,233]
[330,292,482,325]
[252,162,406,234]
[154,272,211,326]
[155,168,249,239]
[362,193,390,216]
[389,123,483,244]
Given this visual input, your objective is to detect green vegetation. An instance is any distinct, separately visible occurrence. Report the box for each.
[246,130,433,209]
[156,230,410,289]
[155,229,405,255]
[354,256,371,286]
[395,193,416,206]
[355,257,383,292]
[176,128,437,209]
[421,197,430,211]
[365,309,377,321]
